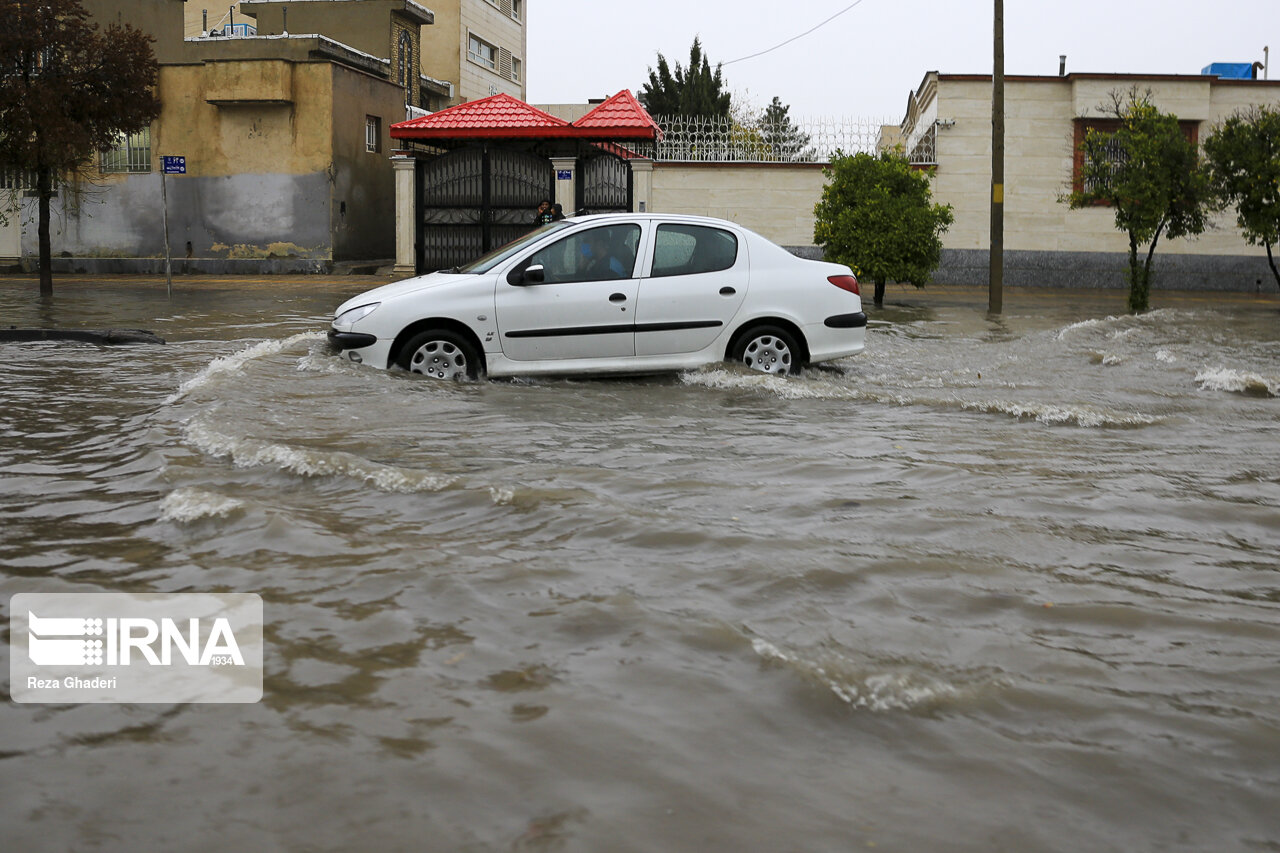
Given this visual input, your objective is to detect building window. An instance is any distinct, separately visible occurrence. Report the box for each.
[511,56,521,82]
[468,34,496,70]
[99,127,151,173]
[511,0,522,21]
[1072,118,1199,197]
[366,116,381,153]
[397,30,413,102]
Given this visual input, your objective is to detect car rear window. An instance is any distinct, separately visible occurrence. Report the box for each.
[651,224,738,278]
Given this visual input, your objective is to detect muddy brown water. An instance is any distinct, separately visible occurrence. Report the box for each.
[2,277,1278,851]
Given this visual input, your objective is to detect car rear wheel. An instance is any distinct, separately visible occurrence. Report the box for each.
[731,325,802,375]
[397,329,481,380]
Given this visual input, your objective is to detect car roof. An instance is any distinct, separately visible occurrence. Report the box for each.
[566,212,745,230]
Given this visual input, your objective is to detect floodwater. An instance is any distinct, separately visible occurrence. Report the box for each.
[1,276,1278,852]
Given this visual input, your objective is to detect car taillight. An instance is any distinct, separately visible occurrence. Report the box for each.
[827,274,860,296]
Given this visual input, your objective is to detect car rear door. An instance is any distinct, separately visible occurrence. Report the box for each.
[495,223,644,361]
[634,222,748,356]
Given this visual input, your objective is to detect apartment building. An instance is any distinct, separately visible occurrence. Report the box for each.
[186,1,528,105]
[420,0,526,104]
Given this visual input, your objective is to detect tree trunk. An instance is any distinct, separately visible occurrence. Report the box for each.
[1126,233,1144,314]
[874,279,886,307]
[1266,241,1280,292]
[36,165,53,298]
[1141,220,1172,313]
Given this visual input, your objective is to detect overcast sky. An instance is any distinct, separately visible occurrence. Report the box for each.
[527,0,1275,119]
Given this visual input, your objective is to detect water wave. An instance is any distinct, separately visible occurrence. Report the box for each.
[1054,309,1181,341]
[752,638,960,712]
[681,368,1158,427]
[166,332,326,403]
[184,419,455,493]
[160,487,246,523]
[1195,367,1279,398]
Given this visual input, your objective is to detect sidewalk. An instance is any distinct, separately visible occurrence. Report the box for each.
[0,270,402,291]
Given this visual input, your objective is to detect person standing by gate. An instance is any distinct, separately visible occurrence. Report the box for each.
[533,200,555,225]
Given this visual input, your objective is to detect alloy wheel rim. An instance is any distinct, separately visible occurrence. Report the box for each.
[409,341,467,380]
[742,335,792,374]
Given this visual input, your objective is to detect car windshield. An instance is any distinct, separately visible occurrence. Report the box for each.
[450,222,575,274]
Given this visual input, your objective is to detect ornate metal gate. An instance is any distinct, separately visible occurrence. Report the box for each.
[576,152,631,215]
[418,147,553,272]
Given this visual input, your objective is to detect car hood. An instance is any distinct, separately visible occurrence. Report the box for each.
[334,271,486,317]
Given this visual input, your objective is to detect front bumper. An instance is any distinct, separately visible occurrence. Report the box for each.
[327,329,377,350]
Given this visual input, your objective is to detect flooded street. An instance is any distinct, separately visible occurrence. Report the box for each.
[2,276,1278,851]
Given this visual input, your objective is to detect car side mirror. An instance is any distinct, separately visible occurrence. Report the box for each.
[521,264,545,285]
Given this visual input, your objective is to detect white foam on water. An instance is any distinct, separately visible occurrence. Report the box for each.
[184,419,455,493]
[489,486,515,505]
[681,368,1158,427]
[752,638,959,713]
[957,397,1158,427]
[1195,366,1279,398]
[1054,308,1181,341]
[159,487,246,523]
[1155,349,1177,363]
[166,331,326,403]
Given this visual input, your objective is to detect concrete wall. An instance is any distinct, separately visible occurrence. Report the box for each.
[82,0,189,63]
[919,73,1280,288]
[331,66,402,259]
[648,163,827,250]
[21,58,403,267]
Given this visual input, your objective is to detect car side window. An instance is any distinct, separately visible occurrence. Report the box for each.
[651,224,738,278]
[526,224,641,284]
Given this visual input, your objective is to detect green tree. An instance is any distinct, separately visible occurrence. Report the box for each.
[813,150,954,307]
[639,37,731,119]
[1065,89,1212,313]
[0,0,159,296]
[1204,105,1280,291]
[759,96,811,162]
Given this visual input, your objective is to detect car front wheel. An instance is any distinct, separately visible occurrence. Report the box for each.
[731,325,802,375]
[397,329,482,380]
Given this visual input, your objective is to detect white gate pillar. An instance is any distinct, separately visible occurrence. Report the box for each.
[392,154,417,275]
[551,157,576,215]
[630,158,654,213]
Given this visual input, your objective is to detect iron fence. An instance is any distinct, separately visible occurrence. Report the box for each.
[653,115,933,165]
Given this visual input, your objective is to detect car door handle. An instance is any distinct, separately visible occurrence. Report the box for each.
[719,286,736,296]
[609,292,627,303]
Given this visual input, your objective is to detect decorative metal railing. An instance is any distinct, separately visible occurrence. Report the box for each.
[653,115,933,165]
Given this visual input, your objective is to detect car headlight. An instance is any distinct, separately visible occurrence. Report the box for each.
[334,303,380,326]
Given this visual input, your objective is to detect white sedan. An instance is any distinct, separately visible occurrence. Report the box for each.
[328,214,866,379]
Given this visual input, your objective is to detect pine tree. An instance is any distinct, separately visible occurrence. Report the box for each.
[639,37,731,118]
[759,96,811,162]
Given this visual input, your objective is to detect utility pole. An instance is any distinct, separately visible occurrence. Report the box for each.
[989,0,1004,314]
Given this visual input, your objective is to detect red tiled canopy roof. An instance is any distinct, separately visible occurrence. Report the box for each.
[574,89,662,138]
[391,91,660,141]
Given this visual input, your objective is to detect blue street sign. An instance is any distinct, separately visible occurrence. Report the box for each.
[556,170,572,181]
[163,156,186,175]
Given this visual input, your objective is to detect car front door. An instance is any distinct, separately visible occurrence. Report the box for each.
[495,223,644,361]
[634,223,748,356]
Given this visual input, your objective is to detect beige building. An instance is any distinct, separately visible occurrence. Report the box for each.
[185,0,527,106]
[421,0,526,104]
[9,0,439,271]
[899,71,1280,289]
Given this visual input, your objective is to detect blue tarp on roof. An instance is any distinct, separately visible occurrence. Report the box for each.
[1201,62,1254,79]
